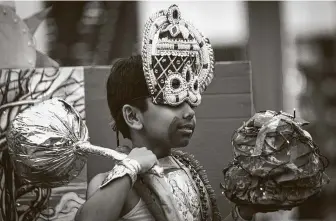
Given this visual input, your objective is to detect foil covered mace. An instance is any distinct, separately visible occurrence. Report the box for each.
[6,98,162,188]
[221,110,330,209]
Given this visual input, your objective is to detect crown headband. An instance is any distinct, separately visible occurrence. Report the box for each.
[141,5,214,107]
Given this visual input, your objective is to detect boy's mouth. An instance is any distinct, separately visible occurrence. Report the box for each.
[177,123,195,134]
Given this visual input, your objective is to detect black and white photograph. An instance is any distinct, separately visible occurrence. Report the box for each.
[0,1,335,221]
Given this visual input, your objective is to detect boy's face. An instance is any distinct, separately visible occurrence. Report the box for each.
[140,98,196,150]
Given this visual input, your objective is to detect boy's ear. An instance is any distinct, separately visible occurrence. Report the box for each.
[122,104,143,130]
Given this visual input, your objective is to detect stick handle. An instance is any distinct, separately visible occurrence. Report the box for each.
[78,142,163,176]
[79,142,128,160]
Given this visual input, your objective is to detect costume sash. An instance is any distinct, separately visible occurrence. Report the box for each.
[115,146,220,221]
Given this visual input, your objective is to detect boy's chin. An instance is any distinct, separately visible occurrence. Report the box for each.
[174,139,190,148]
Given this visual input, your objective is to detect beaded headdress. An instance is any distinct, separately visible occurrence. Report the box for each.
[141,5,214,107]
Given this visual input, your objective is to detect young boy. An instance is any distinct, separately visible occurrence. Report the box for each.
[76,5,258,221]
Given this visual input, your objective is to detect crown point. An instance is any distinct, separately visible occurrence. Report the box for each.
[173,9,178,19]
[168,4,181,24]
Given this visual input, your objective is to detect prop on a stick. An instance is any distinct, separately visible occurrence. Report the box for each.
[221,110,330,209]
[6,98,163,188]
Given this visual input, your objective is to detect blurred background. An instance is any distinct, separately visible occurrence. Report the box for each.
[1,1,336,221]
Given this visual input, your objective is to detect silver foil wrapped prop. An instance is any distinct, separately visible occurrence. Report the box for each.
[221,110,330,209]
[6,98,163,188]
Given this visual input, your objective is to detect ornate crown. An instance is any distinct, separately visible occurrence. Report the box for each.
[141,5,214,107]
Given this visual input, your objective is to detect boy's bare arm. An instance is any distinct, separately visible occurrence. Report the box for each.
[75,147,158,221]
[75,174,132,221]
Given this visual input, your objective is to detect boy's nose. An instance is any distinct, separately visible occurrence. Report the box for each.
[182,102,195,120]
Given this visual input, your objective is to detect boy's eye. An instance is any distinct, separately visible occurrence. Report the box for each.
[159,101,197,110]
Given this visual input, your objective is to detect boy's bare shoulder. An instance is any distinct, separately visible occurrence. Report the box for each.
[85,172,140,217]
[86,172,109,199]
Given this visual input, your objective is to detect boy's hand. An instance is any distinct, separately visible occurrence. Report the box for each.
[128,147,158,174]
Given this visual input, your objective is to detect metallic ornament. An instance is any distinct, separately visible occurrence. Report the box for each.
[6,98,163,188]
[141,4,214,107]
[221,110,330,208]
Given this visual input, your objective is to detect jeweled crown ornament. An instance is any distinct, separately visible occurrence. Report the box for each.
[142,5,214,107]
